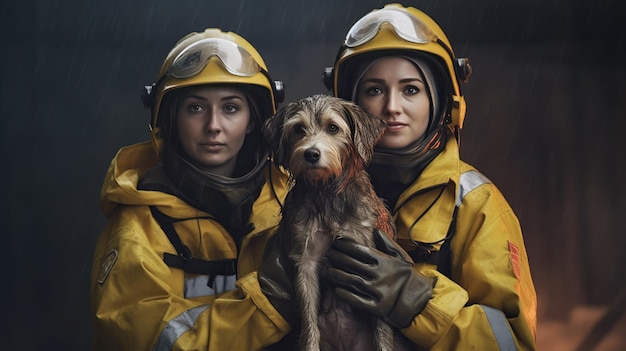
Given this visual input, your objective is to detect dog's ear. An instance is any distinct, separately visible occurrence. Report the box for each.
[263,101,299,168]
[340,99,386,164]
[263,107,286,167]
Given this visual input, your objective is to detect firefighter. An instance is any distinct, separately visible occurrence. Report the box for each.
[320,3,538,349]
[91,28,294,350]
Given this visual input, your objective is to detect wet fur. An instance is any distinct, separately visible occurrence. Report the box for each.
[265,95,403,351]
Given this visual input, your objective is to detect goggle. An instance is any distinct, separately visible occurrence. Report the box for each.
[345,8,437,48]
[142,37,284,113]
[168,38,265,79]
[341,7,471,84]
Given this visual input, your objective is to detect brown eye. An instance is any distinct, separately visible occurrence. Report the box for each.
[404,86,419,95]
[328,124,339,134]
[365,86,382,96]
[224,104,239,113]
[189,103,205,113]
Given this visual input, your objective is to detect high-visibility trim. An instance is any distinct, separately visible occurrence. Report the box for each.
[184,274,237,298]
[481,305,517,351]
[153,305,210,351]
[457,170,491,206]
[462,175,515,350]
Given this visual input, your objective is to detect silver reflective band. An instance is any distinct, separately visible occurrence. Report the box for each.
[345,8,437,48]
[481,305,517,350]
[184,274,237,298]
[457,170,491,206]
[170,38,262,78]
[153,305,209,351]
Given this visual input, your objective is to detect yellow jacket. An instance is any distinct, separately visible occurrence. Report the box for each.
[392,136,537,350]
[90,141,292,350]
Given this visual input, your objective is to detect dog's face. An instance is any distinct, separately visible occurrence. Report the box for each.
[264,95,386,184]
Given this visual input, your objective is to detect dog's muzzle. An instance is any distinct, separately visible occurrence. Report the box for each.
[304,148,321,164]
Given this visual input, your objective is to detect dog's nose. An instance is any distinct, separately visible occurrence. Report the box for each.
[304,148,321,163]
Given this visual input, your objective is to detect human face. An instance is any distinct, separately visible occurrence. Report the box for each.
[176,86,252,176]
[356,57,430,150]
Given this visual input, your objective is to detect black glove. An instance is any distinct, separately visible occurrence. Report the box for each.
[327,229,436,329]
[257,230,298,326]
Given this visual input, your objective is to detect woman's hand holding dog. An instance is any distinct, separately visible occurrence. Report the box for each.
[327,229,436,329]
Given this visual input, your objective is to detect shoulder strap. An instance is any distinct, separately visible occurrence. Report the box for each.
[409,170,491,278]
[408,205,457,278]
[149,206,237,277]
[432,205,458,278]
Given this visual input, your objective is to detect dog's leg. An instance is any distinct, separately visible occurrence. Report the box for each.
[374,320,395,351]
[295,253,323,351]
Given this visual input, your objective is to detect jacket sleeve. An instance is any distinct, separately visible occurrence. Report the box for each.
[90,209,291,351]
[401,186,537,350]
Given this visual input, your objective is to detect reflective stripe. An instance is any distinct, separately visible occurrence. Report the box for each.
[459,173,513,349]
[457,170,491,206]
[481,305,517,351]
[184,274,237,298]
[153,305,209,351]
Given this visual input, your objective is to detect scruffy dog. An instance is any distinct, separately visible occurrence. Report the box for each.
[264,95,402,351]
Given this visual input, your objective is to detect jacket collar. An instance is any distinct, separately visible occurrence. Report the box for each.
[393,135,462,251]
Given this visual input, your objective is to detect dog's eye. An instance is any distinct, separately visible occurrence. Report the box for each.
[294,124,306,135]
[327,124,339,134]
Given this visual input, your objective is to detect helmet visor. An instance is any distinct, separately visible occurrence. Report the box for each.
[169,38,263,78]
[345,8,437,48]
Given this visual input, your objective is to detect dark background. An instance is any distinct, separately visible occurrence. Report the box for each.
[2,0,625,349]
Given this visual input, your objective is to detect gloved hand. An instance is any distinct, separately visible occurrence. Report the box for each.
[327,229,436,329]
[257,230,297,326]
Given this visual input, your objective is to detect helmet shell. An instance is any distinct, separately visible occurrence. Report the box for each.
[331,4,468,128]
[145,29,279,151]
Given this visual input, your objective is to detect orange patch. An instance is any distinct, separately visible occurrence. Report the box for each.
[508,241,521,280]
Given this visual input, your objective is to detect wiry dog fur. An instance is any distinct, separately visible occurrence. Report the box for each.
[264,95,406,351]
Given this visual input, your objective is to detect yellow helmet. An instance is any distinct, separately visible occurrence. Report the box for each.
[142,28,284,153]
[323,3,471,130]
